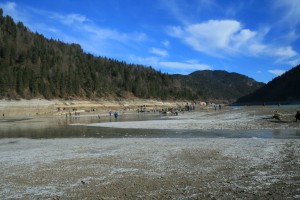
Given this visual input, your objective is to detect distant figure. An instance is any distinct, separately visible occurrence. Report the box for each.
[272,111,281,120]
[219,104,222,110]
[295,111,300,122]
[114,112,118,119]
[214,104,217,111]
[2,113,4,119]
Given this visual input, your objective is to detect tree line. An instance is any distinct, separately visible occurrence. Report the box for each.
[0,9,197,100]
[0,9,265,101]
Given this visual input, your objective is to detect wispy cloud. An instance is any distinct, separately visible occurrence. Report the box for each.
[127,55,212,74]
[268,69,285,76]
[1,1,148,57]
[159,0,218,25]
[273,0,300,27]
[162,40,170,47]
[159,61,212,72]
[0,1,31,24]
[51,13,89,25]
[150,47,168,57]
[49,12,147,44]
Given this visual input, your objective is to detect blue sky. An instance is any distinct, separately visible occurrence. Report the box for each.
[1,0,300,83]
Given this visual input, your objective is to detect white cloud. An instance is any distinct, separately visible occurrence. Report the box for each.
[150,47,168,57]
[167,20,258,56]
[231,29,257,48]
[268,69,285,76]
[167,19,300,66]
[272,46,299,67]
[274,46,297,57]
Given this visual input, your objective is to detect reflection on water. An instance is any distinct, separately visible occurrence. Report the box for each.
[0,113,300,139]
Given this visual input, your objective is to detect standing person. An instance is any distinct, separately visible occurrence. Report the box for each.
[214,104,217,111]
[295,111,300,122]
[114,112,118,119]
[2,113,4,119]
[219,104,222,110]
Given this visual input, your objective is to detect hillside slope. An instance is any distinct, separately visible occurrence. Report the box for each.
[174,70,264,101]
[237,64,300,104]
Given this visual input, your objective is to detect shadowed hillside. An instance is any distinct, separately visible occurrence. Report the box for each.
[174,70,264,102]
[237,64,300,104]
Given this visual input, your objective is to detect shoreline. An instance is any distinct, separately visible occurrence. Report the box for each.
[75,104,300,131]
[0,98,187,118]
[1,99,300,132]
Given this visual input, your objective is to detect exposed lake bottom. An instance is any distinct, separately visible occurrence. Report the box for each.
[1,108,300,199]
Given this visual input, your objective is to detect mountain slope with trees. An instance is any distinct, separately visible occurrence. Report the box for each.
[0,9,263,102]
[175,70,264,101]
[237,64,300,104]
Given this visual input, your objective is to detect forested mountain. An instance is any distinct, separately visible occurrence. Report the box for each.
[0,9,263,101]
[237,64,300,104]
[174,70,264,102]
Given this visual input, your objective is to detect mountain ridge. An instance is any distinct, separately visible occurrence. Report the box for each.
[236,64,300,104]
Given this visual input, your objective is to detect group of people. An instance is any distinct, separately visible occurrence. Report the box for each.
[109,111,119,119]
[213,104,222,111]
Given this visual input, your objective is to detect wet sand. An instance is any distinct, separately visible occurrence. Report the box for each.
[0,101,300,199]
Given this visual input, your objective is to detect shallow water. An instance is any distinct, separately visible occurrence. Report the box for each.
[0,112,300,139]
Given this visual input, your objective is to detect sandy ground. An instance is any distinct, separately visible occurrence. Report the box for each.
[0,99,300,199]
[1,138,299,199]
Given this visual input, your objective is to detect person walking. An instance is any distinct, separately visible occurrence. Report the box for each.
[295,111,300,122]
